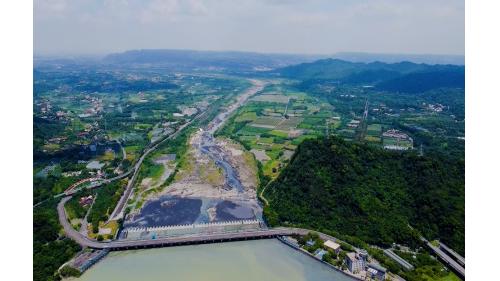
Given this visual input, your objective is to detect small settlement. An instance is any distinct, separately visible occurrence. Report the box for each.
[280,232,387,281]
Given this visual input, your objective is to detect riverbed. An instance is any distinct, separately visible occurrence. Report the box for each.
[79,239,354,281]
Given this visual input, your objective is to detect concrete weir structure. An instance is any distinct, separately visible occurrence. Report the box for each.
[121,220,264,240]
[59,196,324,251]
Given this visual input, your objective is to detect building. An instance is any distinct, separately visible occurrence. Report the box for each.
[306,239,316,247]
[345,250,368,273]
[313,249,327,260]
[366,263,387,281]
[79,195,93,207]
[324,240,341,255]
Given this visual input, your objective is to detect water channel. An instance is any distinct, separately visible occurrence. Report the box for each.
[79,239,355,281]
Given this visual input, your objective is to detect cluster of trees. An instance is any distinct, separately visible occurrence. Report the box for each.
[275,58,464,93]
[87,179,127,232]
[34,201,81,281]
[264,137,464,255]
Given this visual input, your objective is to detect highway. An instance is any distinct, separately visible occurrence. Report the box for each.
[439,242,465,267]
[420,237,465,279]
[108,118,196,220]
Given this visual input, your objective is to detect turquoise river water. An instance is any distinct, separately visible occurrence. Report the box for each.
[79,239,354,281]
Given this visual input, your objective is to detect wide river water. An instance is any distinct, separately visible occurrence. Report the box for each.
[79,239,355,281]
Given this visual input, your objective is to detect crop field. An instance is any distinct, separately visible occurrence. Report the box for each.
[383,138,413,148]
[364,136,381,143]
[235,111,258,122]
[275,117,303,130]
[269,130,288,138]
[252,94,290,103]
[299,117,326,129]
[218,86,342,178]
[250,116,283,128]
[236,124,273,136]
[367,123,383,135]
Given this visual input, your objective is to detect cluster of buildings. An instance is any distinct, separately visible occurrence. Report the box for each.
[345,249,387,280]
[78,96,103,118]
[383,129,414,151]
[348,119,361,129]
[282,235,387,281]
[382,129,410,139]
[79,195,94,207]
[37,100,52,114]
[424,102,446,112]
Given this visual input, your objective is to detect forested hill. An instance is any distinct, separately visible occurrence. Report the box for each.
[273,58,465,93]
[263,137,464,255]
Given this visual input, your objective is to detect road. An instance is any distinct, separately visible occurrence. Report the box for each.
[420,237,465,279]
[439,242,465,267]
[109,79,266,220]
[108,113,203,221]
[58,195,338,250]
[37,78,266,208]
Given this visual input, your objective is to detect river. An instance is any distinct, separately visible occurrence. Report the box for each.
[79,239,354,281]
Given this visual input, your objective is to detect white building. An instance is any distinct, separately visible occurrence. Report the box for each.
[324,240,341,255]
[345,250,368,273]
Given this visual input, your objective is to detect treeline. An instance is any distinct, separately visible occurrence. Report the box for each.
[275,58,464,93]
[87,179,127,232]
[264,137,464,255]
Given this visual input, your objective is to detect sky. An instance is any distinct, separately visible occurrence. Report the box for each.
[34,0,465,56]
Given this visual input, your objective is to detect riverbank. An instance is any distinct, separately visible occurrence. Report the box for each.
[277,236,361,281]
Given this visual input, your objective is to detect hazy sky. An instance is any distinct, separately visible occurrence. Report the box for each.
[34,0,464,56]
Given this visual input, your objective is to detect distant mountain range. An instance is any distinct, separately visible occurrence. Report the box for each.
[100,49,464,72]
[102,49,328,72]
[331,52,464,65]
[274,58,465,93]
[35,49,465,93]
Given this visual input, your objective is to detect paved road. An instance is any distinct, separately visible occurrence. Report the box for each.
[421,237,465,279]
[109,79,266,220]
[108,116,200,221]
[60,195,302,249]
[58,195,342,250]
[439,242,465,266]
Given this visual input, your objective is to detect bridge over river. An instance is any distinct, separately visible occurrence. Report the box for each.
[58,196,330,250]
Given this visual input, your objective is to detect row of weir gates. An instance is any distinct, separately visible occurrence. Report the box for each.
[120,219,265,240]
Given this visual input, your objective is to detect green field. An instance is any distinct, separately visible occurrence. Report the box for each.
[235,111,258,122]
[367,123,382,135]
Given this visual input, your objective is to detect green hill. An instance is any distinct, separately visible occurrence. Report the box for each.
[274,58,465,92]
[263,137,464,255]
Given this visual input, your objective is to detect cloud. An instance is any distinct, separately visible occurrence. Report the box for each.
[34,0,464,55]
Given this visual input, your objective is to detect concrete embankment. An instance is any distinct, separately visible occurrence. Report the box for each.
[277,236,361,281]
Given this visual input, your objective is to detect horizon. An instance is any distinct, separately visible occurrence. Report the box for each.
[33,48,465,66]
[34,48,465,58]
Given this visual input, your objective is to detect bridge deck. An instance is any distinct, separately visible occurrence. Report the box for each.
[58,196,310,250]
[426,242,465,279]
[439,243,465,266]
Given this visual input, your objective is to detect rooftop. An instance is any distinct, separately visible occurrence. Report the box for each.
[324,240,341,250]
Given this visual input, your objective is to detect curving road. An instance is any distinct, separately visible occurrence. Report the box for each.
[58,196,339,250]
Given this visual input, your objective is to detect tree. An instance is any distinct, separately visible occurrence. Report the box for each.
[59,266,81,278]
